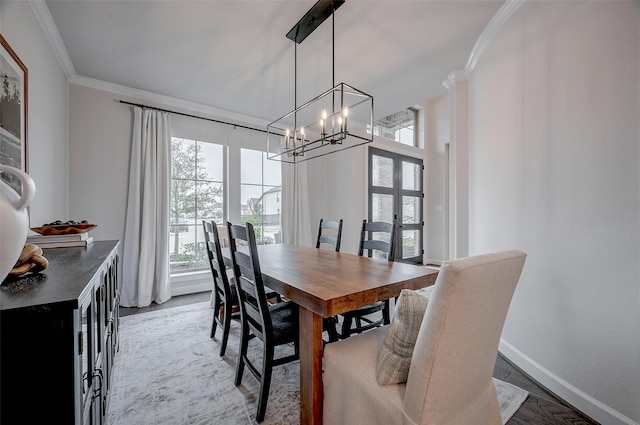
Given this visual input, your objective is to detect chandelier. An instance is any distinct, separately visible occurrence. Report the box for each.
[267,0,374,163]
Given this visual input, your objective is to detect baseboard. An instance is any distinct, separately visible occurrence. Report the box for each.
[499,339,639,425]
[170,271,212,297]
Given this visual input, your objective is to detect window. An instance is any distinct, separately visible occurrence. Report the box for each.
[170,137,225,274]
[369,107,418,146]
[168,129,281,289]
[240,148,282,244]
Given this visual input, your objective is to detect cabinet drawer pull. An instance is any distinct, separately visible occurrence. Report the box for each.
[82,371,91,394]
[92,368,103,400]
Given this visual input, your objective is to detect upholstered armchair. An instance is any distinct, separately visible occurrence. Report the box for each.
[323,250,526,425]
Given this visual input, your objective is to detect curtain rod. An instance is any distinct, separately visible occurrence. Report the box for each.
[118,100,267,134]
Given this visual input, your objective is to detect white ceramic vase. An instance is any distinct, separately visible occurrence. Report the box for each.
[0,165,36,282]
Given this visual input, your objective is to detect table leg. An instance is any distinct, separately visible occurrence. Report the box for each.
[299,307,324,425]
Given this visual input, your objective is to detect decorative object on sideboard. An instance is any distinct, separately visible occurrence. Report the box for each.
[31,221,96,235]
[0,165,36,283]
[4,243,48,282]
[28,220,96,248]
[31,219,95,234]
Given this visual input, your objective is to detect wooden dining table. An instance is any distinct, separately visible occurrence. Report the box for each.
[226,243,439,425]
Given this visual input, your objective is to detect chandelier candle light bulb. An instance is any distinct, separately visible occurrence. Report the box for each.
[285,128,291,149]
[343,106,348,130]
[321,109,327,137]
[289,127,304,156]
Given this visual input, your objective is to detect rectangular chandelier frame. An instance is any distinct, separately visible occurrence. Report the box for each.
[267,82,373,164]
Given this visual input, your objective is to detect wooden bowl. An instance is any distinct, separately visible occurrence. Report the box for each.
[30,224,97,235]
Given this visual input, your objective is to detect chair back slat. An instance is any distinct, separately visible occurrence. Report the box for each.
[233,250,256,282]
[361,239,391,254]
[206,240,221,278]
[318,234,338,245]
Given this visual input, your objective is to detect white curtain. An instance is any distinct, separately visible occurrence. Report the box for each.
[281,161,312,246]
[121,107,172,307]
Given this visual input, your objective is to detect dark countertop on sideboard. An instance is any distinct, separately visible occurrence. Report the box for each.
[0,240,119,312]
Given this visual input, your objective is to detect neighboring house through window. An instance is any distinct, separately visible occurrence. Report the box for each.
[240,148,282,244]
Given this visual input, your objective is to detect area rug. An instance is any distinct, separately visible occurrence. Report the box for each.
[106,302,528,424]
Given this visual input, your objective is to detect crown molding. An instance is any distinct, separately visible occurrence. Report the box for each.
[464,0,526,75]
[69,75,272,129]
[442,69,469,90]
[29,0,76,80]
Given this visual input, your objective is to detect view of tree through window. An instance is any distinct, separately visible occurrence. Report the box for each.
[170,137,224,274]
[240,149,282,245]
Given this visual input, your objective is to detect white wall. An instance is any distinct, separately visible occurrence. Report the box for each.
[68,84,131,242]
[422,93,449,264]
[468,1,639,424]
[1,0,68,226]
[307,145,367,254]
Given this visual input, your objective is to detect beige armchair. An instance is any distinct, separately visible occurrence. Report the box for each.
[323,250,527,425]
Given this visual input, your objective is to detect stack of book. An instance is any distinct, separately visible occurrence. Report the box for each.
[26,232,93,248]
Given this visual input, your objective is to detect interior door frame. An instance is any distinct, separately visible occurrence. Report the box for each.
[368,147,424,264]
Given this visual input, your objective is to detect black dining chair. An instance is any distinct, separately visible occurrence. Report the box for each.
[337,219,397,339]
[316,218,343,252]
[315,218,343,343]
[203,220,239,356]
[227,221,299,423]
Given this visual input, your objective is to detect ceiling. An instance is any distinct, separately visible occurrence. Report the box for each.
[45,0,504,124]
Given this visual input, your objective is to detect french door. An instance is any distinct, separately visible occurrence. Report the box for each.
[368,147,424,264]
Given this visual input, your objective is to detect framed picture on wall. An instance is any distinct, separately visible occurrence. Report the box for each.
[0,34,28,193]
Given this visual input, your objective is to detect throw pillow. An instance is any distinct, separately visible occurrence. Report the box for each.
[376,289,429,385]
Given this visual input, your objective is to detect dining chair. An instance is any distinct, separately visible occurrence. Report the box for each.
[315,218,344,343]
[202,220,239,356]
[323,250,527,425]
[337,219,396,339]
[227,221,299,423]
[316,218,343,252]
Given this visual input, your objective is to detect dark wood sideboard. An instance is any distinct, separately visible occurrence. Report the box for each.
[0,240,120,425]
